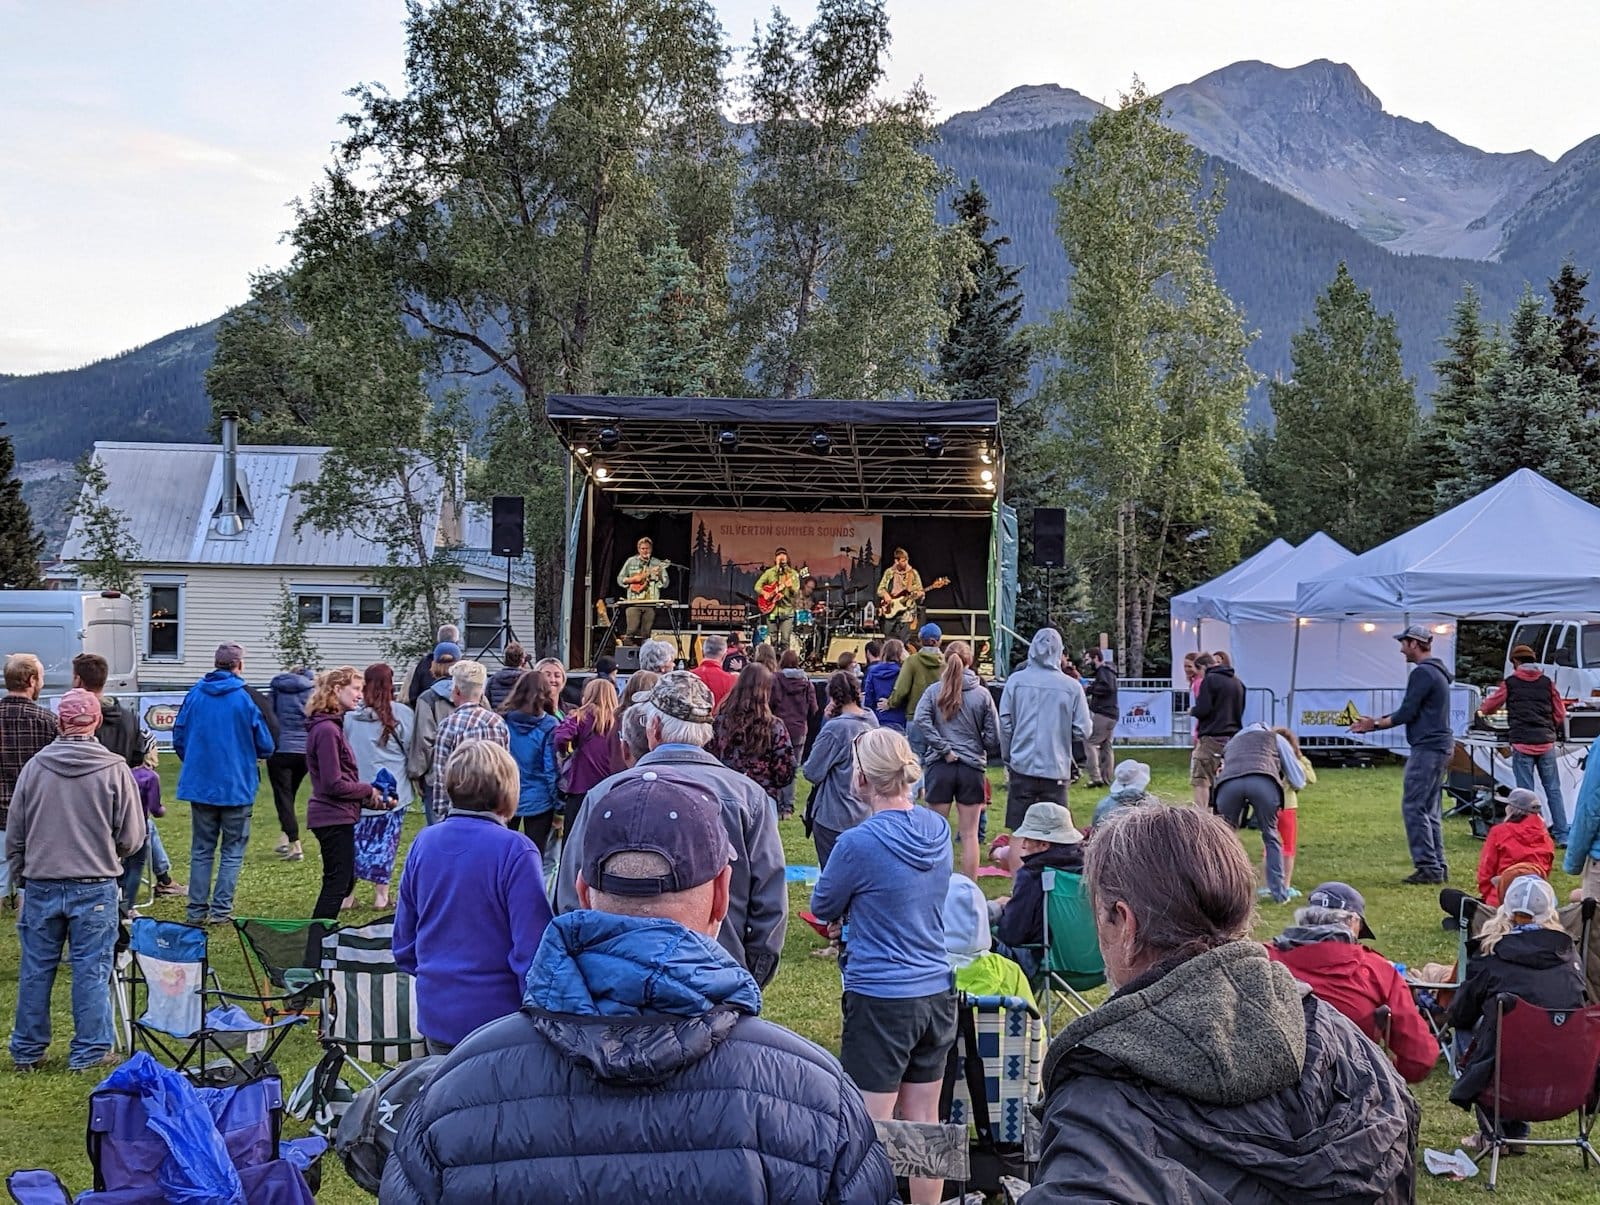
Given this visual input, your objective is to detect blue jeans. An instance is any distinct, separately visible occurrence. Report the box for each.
[1402,748,1451,876]
[1216,774,1288,899]
[1511,749,1568,840]
[148,822,171,877]
[10,878,120,1068]
[118,843,148,915]
[188,804,251,922]
[0,829,9,899]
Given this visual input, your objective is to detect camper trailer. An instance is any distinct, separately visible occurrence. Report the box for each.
[0,590,137,691]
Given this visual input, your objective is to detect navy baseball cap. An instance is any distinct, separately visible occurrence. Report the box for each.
[1307,881,1376,939]
[582,771,735,897]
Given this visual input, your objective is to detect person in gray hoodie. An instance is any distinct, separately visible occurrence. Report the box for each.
[7,689,145,1072]
[912,641,1000,881]
[801,671,880,870]
[998,629,1091,828]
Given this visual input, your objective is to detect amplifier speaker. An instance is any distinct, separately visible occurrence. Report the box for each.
[613,645,641,672]
[825,636,872,666]
[1033,507,1066,569]
[490,495,525,558]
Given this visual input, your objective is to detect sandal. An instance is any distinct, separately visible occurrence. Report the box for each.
[1460,1133,1525,1157]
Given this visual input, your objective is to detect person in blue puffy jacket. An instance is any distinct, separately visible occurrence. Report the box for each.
[382,770,898,1205]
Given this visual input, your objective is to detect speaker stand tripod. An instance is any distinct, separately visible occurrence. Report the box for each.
[471,554,520,662]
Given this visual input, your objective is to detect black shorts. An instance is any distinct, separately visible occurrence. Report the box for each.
[924,760,985,806]
[840,988,958,1094]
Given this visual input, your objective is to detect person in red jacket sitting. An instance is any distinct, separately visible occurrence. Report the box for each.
[1476,789,1554,907]
[1266,881,1439,1084]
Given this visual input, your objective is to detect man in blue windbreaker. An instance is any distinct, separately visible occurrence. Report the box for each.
[172,642,275,924]
[382,771,898,1205]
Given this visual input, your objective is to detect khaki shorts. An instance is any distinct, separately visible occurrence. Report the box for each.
[1190,735,1226,786]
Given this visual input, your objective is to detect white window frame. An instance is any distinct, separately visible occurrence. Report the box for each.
[143,574,186,662]
[290,586,390,629]
[460,590,507,654]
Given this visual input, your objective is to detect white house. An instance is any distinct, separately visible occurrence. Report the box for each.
[58,427,535,690]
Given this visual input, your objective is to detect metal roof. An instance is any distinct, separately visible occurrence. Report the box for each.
[545,395,1003,513]
[59,442,452,568]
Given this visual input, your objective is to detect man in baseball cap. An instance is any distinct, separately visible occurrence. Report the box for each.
[1266,880,1438,1084]
[555,670,787,986]
[382,770,894,1204]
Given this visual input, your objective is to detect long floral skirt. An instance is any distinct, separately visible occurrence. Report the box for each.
[354,808,405,886]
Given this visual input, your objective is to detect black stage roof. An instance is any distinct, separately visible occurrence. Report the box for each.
[546,395,1003,514]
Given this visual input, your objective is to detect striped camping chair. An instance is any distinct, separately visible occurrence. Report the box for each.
[946,993,1045,1159]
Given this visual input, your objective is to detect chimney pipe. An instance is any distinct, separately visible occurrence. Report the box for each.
[213,411,244,537]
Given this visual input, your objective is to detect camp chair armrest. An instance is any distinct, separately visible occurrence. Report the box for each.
[212,984,328,1007]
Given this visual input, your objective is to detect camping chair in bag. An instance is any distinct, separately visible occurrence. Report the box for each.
[942,994,1044,1192]
[289,919,426,1134]
[232,917,341,1020]
[872,1120,970,1203]
[124,919,305,1082]
[1032,868,1106,1032]
[1469,993,1600,1191]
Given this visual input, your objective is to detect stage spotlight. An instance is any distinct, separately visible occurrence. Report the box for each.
[980,468,994,484]
[575,445,590,457]
[809,428,832,453]
[716,424,739,451]
[923,432,945,459]
[983,479,997,492]
[598,425,621,452]
[594,462,612,481]
[979,444,993,465]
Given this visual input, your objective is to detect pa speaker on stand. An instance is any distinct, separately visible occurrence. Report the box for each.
[490,496,526,558]
[1032,507,1066,568]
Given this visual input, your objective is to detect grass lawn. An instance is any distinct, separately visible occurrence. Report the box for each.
[0,749,1595,1202]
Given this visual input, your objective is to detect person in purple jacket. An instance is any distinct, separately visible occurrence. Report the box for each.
[552,678,623,832]
[393,740,553,1054]
[304,667,386,920]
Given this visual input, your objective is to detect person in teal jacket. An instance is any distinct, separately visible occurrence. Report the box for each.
[1563,747,1600,902]
[171,643,275,924]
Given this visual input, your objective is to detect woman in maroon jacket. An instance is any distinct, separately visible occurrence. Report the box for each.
[552,677,623,832]
[304,666,384,919]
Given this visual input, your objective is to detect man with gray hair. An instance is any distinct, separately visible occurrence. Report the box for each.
[1266,881,1438,1084]
[407,623,462,707]
[556,671,786,984]
[638,637,678,676]
[428,660,509,821]
[172,642,276,924]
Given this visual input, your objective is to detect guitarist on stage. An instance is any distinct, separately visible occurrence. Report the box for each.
[876,547,926,642]
[616,536,669,646]
[753,548,802,650]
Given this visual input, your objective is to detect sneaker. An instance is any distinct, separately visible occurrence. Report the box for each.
[1256,887,1273,899]
[1402,870,1446,885]
[273,842,292,855]
[153,879,186,896]
[1283,887,1303,900]
[69,1052,121,1074]
[280,850,304,862]
[13,1058,46,1074]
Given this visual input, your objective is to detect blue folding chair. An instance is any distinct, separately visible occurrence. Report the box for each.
[124,919,305,1082]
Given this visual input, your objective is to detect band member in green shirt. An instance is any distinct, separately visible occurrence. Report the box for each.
[616,537,669,646]
[754,549,802,651]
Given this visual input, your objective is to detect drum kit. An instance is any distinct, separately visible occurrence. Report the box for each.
[735,580,875,666]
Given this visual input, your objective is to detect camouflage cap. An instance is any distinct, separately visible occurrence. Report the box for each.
[647,670,715,724]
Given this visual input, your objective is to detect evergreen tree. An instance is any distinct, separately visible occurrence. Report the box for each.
[1258,263,1417,549]
[1036,83,1261,675]
[604,240,722,397]
[1441,288,1596,505]
[1421,284,1497,510]
[0,424,45,589]
[1549,260,1600,404]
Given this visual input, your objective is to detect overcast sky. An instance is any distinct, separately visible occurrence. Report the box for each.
[2,0,1596,376]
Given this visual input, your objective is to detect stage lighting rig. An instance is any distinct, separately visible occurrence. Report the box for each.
[597,425,621,452]
[716,424,740,451]
[809,428,832,453]
[923,432,945,459]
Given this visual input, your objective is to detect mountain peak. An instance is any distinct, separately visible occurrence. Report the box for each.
[1181,58,1382,112]
[943,83,1106,135]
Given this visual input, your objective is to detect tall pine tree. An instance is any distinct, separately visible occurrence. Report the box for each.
[1549,260,1600,406]
[604,240,722,397]
[1441,288,1596,505]
[1420,284,1497,510]
[0,424,45,589]
[1258,263,1416,549]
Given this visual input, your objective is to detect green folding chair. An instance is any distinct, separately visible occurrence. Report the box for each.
[233,917,341,1020]
[1035,868,1106,1033]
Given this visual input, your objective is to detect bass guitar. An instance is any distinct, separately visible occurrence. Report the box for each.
[880,576,949,622]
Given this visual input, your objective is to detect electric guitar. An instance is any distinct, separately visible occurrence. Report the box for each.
[756,566,808,614]
[880,576,949,622]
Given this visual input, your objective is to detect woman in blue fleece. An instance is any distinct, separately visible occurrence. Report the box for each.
[810,726,955,1205]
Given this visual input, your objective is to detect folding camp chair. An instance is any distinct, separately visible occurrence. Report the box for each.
[232,917,341,1020]
[872,1119,971,1202]
[1470,994,1600,1190]
[1032,868,1106,1032]
[123,919,305,1083]
[1407,893,1484,1079]
[1560,896,1600,1004]
[289,919,426,1133]
[943,994,1044,1190]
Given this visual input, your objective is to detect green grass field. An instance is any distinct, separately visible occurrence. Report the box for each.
[0,750,1595,1202]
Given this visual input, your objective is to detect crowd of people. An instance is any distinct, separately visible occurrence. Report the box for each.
[3,618,1597,1202]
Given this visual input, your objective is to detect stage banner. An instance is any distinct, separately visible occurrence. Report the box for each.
[688,510,884,625]
[1113,689,1172,741]
[1291,686,1478,750]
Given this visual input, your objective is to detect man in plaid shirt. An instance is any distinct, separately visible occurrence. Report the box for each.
[1,654,59,904]
[430,660,509,820]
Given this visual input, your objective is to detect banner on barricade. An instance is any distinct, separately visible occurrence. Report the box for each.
[1114,690,1172,741]
[1291,686,1478,749]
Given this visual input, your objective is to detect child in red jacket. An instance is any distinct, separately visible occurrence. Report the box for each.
[1477,789,1554,907]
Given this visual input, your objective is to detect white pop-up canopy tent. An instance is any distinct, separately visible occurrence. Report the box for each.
[1168,537,1294,686]
[1295,468,1600,618]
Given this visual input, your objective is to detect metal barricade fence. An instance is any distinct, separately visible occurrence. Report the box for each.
[1110,679,1279,749]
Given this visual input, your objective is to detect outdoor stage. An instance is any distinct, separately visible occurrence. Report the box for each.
[544,395,1017,672]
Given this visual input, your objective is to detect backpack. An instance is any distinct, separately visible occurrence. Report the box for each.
[334,1055,446,1194]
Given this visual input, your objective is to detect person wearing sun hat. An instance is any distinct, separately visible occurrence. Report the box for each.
[383,769,895,1205]
[1266,881,1438,1084]
[8,688,146,1072]
[991,801,1084,977]
[1090,758,1157,828]
[1448,874,1586,1153]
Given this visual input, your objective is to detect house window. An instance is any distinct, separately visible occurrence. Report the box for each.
[463,597,505,653]
[295,591,387,627]
[145,580,184,660]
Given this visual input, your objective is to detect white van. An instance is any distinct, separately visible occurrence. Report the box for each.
[1505,619,1600,700]
[0,590,137,691]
